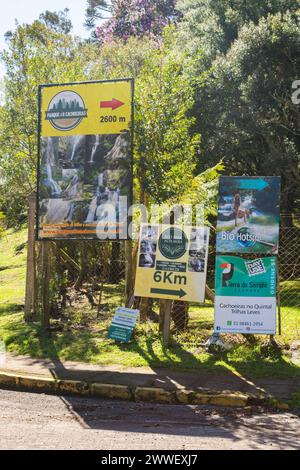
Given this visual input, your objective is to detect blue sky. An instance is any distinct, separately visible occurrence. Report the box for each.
[0,0,90,79]
[0,0,89,50]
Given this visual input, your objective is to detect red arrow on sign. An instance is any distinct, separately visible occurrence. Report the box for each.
[100,98,124,110]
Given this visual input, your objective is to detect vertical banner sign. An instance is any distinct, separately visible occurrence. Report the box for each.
[134,224,210,303]
[37,79,133,239]
[216,176,281,254]
[214,255,277,334]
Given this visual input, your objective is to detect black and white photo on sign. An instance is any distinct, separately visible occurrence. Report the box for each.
[139,252,156,268]
[190,227,207,245]
[141,225,158,241]
[189,242,206,253]
[188,250,206,273]
[139,237,157,268]
[188,229,207,273]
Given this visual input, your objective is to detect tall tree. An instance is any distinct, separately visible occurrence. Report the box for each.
[39,8,73,34]
[88,36,157,80]
[88,28,211,208]
[134,28,201,205]
[85,0,112,29]
[85,0,179,43]
[194,11,300,220]
[177,0,300,62]
[0,14,94,225]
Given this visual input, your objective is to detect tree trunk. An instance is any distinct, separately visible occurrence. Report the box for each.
[74,241,87,290]
[125,240,133,305]
[171,301,189,331]
[40,241,51,328]
[160,299,172,346]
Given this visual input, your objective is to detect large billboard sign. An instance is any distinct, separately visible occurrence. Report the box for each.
[216,176,281,254]
[134,224,210,303]
[37,79,133,240]
[214,255,277,335]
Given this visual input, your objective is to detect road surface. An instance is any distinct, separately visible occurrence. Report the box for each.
[0,389,299,450]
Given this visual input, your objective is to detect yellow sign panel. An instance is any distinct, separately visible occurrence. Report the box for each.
[40,80,132,137]
[134,224,210,303]
[37,79,133,240]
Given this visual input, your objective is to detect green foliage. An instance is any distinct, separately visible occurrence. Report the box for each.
[85,0,112,29]
[39,8,73,34]
[177,0,300,61]
[0,229,27,310]
[85,0,178,43]
[179,162,224,223]
[0,16,96,225]
[1,228,300,376]
[134,28,203,204]
[0,212,6,238]
[193,11,300,214]
[89,36,157,79]
[89,28,215,206]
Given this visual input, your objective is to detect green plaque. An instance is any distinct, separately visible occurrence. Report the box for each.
[158,227,188,260]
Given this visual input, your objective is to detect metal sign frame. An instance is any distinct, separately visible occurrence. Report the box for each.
[36,78,134,241]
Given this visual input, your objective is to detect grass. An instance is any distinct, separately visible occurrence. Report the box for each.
[288,391,300,409]
[0,228,300,380]
[216,221,244,232]
[0,228,27,312]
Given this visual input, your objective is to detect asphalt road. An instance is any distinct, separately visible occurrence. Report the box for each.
[0,389,299,450]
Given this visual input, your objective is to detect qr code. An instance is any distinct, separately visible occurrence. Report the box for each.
[245,259,266,277]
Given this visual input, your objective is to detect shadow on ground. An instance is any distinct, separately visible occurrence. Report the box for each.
[10,329,297,401]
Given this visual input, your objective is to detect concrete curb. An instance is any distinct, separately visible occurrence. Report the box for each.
[0,371,288,409]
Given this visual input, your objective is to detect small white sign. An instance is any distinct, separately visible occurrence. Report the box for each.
[214,295,276,335]
[113,307,140,327]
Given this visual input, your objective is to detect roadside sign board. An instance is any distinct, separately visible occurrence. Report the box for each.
[134,224,210,303]
[216,176,281,254]
[108,307,139,343]
[37,79,133,240]
[214,255,277,334]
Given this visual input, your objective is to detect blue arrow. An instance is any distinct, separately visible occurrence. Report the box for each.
[238,179,269,191]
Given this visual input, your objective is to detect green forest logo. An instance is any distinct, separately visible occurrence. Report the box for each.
[45,90,88,131]
[159,227,188,260]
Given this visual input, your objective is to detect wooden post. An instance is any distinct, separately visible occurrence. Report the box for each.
[159,301,165,332]
[205,285,215,302]
[24,194,37,322]
[126,294,135,309]
[125,239,133,306]
[40,241,51,328]
[161,299,172,346]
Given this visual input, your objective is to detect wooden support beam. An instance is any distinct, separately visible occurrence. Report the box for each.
[57,246,80,273]
[160,299,172,347]
[125,240,133,306]
[40,241,51,328]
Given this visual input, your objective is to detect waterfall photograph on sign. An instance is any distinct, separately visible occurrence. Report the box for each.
[216,176,281,254]
[39,133,131,238]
